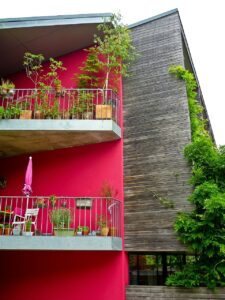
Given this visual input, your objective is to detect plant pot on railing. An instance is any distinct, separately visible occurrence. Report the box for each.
[96,104,112,119]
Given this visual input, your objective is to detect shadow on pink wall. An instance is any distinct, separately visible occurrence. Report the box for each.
[0,251,127,300]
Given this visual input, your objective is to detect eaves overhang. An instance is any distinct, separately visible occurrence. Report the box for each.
[0,13,112,77]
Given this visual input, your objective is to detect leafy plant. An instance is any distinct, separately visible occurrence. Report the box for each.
[50,208,73,229]
[49,195,57,207]
[74,13,136,97]
[0,79,15,95]
[0,106,5,118]
[167,66,225,289]
[97,215,108,228]
[25,219,32,232]
[23,52,44,88]
[100,180,118,198]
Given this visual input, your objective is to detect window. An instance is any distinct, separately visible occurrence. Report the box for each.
[129,253,191,285]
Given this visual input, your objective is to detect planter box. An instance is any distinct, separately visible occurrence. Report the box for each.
[96,105,112,119]
[54,228,74,237]
[20,110,32,119]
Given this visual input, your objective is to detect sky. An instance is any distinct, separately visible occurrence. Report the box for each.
[1,0,224,145]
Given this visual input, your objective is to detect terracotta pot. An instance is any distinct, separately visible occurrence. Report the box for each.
[20,110,32,119]
[101,227,109,236]
[4,228,12,235]
[109,227,117,237]
[34,110,43,119]
[83,229,89,236]
[0,228,3,235]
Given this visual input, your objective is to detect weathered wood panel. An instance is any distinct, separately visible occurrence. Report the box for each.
[123,12,193,251]
[126,286,225,300]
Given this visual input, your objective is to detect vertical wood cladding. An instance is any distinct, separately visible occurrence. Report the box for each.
[123,13,193,251]
[126,286,225,299]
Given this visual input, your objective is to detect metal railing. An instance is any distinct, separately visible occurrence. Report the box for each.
[0,88,120,126]
[0,196,121,237]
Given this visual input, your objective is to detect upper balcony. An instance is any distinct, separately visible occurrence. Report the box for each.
[0,196,122,251]
[0,88,121,157]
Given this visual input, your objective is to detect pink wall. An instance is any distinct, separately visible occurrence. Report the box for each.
[0,49,128,299]
[0,251,126,300]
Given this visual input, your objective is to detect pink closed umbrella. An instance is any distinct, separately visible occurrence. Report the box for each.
[23,156,33,196]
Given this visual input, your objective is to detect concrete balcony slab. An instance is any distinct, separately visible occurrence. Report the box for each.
[0,119,121,157]
[0,236,122,251]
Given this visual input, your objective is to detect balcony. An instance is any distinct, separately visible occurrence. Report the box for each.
[0,88,121,157]
[0,196,122,250]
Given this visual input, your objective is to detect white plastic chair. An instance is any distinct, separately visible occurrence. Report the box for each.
[12,208,39,234]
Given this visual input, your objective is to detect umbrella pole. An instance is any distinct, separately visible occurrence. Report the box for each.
[26,195,29,209]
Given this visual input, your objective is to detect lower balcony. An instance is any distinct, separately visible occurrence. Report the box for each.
[0,88,121,157]
[0,196,122,251]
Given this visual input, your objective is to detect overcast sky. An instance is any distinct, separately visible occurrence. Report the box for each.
[1,0,224,145]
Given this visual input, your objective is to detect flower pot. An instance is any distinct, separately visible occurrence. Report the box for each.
[13,226,21,236]
[4,228,12,235]
[96,104,112,119]
[22,231,34,236]
[82,229,89,236]
[20,110,32,119]
[109,227,117,237]
[34,110,43,119]
[0,228,3,235]
[54,228,74,237]
[101,227,109,236]
[83,112,93,120]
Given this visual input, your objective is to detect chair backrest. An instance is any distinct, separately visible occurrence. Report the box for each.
[25,208,39,222]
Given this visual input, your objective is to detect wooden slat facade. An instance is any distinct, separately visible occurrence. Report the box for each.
[123,12,193,251]
[126,286,225,300]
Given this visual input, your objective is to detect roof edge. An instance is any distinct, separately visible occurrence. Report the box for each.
[0,13,112,29]
[128,8,178,28]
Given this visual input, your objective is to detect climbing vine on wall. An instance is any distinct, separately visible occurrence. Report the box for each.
[166,66,225,289]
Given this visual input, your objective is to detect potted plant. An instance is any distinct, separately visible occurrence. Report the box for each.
[20,101,32,119]
[4,224,13,235]
[0,224,4,235]
[13,225,21,236]
[50,208,74,237]
[49,195,57,207]
[0,79,15,97]
[82,226,89,236]
[0,106,4,119]
[22,219,33,236]
[79,91,94,119]
[76,226,83,236]
[97,215,109,236]
[10,104,21,119]
[35,198,46,208]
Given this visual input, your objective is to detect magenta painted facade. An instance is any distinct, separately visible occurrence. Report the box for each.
[0,48,127,300]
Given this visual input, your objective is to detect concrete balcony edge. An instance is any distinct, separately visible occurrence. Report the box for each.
[0,236,122,251]
[0,119,121,157]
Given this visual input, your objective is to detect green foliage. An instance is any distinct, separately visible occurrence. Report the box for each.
[74,13,136,93]
[167,66,225,289]
[23,52,44,88]
[50,208,73,229]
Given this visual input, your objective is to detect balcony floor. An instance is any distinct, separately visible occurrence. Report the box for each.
[0,236,122,251]
[0,119,121,157]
